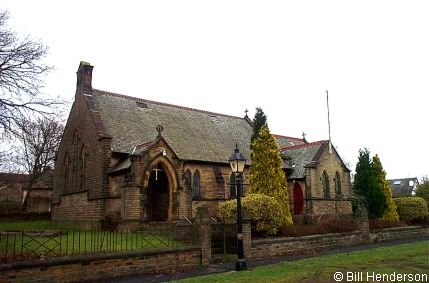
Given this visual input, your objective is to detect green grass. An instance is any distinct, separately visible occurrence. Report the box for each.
[0,220,188,262]
[0,220,55,231]
[175,241,429,283]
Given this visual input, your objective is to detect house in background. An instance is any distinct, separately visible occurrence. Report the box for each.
[388,177,419,197]
[0,173,28,214]
[52,62,353,228]
[0,171,53,214]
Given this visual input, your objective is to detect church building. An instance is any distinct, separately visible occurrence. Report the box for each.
[52,62,352,227]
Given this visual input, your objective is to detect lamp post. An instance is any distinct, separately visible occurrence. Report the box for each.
[228,144,247,271]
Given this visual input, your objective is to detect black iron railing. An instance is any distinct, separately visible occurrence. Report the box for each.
[0,223,194,263]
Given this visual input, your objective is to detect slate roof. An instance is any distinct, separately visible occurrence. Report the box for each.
[281,140,328,179]
[273,134,306,149]
[92,89,253,164]
[388,177,419,197]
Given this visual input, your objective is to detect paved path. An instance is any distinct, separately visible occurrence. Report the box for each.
[102,236,429,283]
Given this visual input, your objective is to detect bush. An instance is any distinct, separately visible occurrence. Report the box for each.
[369,219,407,230]
[393,197,428,221]
[219,193,284,235]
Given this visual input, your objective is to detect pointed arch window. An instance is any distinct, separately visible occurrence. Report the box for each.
[72,130,80,191]
[64,153,71,192]
[184,170,192,190]
[322,170,330,199]
[80,145,87,190]
[334,171,341,196]
[192,170,201,200]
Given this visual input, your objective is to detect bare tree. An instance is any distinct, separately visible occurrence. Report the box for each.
[0,10,57,137]
[0,149,21,172]
[12,116,63,210]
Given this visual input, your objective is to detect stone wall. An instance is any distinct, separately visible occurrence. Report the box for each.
[183,162,250,218]
[251,232,363,258]
[370,226,429,242]
[51,192,104,227]
[250,226,429,259]
[0,247,201,283]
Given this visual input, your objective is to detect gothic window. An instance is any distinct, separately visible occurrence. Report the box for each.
[184,170,191,190]
[229,173,236,198]
[322,170,330,199]
[72,130,80,191]
[64,153,71,192]
[80,145,87,190]
[334,171,341,196]
[192,170,201,199]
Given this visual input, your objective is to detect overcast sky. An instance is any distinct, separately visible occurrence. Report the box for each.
[3,1,428,179]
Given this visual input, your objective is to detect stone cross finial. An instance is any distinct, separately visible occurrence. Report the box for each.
[244,109,249,117]
[156,125,164,137]
[302,132,308,144]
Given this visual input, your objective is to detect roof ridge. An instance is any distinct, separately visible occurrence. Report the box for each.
[281,140,327,151]
[93,89,245,120]
[272,134,304,141]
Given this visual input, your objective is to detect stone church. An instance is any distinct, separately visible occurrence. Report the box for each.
[52,62,352,227]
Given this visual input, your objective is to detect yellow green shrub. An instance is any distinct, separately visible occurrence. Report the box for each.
[393,197,428,221]
[219,193,284,235]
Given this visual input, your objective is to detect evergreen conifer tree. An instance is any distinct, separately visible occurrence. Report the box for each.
[251,107,268,144]
[415,176,429,209]
[250,126,293,226]
[353,149,385,219]
[373,155,399,221]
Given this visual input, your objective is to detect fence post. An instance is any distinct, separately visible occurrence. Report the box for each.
[355,205,370,243]
[241,207,252,258]
[195,206,211,264]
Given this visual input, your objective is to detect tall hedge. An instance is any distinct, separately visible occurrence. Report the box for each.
[393,197,428,221]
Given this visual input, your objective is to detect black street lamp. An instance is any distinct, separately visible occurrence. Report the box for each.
[228,144,248,271]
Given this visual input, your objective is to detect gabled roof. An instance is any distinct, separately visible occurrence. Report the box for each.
[273,134,306,149]
[91,89,253,164]
[281,140,328,179]
[388,177,419,197]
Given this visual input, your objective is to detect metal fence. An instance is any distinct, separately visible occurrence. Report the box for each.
[211,222,237,255]
[0,223,194,263]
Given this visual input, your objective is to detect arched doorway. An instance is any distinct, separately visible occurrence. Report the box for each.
[293,182,304,215]
[147,164,169,221]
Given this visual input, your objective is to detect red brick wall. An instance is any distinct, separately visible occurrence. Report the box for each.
[53,66,112,221]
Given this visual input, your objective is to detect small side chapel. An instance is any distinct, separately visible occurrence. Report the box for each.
[52,62,352,227]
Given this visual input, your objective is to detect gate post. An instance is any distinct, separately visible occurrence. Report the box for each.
[195,206,211,264]
[355,205,370,243]
[241,207,251,258]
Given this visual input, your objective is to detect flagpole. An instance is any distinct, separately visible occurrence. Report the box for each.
[326,90,332,153]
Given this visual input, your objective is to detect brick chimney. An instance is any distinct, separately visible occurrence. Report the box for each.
[76,61,94,93]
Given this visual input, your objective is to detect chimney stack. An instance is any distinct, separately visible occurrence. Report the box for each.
[76,61,94,93]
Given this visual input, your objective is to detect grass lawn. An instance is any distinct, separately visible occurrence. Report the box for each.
[0,220,187,262]
[175,241,429,283]
[0,220,54,231]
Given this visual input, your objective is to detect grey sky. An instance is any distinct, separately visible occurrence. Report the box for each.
[3,0,428,179]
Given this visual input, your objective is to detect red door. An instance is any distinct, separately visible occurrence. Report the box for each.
[293,183,304,215]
